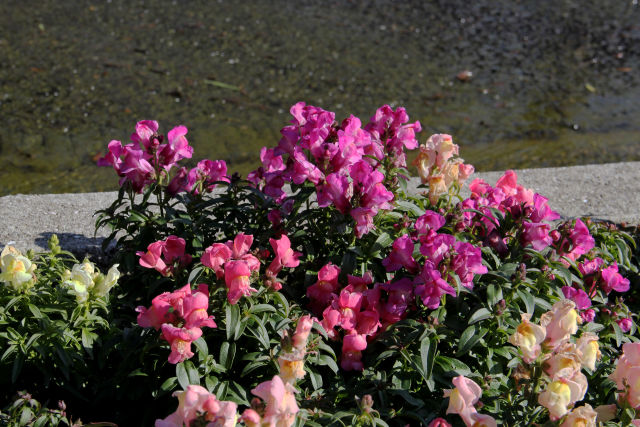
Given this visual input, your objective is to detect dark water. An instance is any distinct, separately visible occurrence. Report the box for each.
[1,0,639,195]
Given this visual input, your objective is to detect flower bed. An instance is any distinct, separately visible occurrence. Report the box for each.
[1,103,639,426]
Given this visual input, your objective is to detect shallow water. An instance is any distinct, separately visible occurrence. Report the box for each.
[1,0,639,195]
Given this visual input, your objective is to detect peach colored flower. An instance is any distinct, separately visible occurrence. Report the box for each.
[509,313,546,363]
[251,375,299,427]
[610,342,640,408]
[594,404,617,422]
[428,174,448,204]
[560,404,597,427]
[543,343,582,380]
[444,376,482,421]
[468,413,498,427]
[540,300,581,350]
[278,353,306,385]
[576,332,601,371]
[538,378,585,421]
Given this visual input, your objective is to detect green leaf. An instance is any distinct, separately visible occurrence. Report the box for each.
[19,407,34,425]
[516,289,535,314]
[468,308,492,325]
[225,304,239,341]
[188,267,203,284]
[193,337,209,359]
[219,341,236,370]
[436,356,471,376]
[394,200,425,216]
[81,328,94,349]
[24,333,43,351]
[318,354,339,373]
[420,336,436,391]
[28,304,43,319]
[372,232,393,253]
[249,304,277,314]
[11,353,24,383]
[128,210,149,223]
[307,368,323,390]
[612,322,624,347]
[390,389,424,408]
[486,284,503,307]
[457,325,477,355]
[176,362,190,390]
[582,322,605,333]
[160,376,178,393]
[248,315,271,349]
[185,360,201,385]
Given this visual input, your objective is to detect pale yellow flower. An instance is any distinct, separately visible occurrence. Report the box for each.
[509,313,546,363]
[0,246,36,291]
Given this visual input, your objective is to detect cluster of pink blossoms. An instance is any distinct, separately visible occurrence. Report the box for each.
[98,120,228,194]
[137,235,192,277]
[562,255,631,329]
[386,210,487,310]
[305,215,486,371]
[98,120,193,192]
[201,233,301,304]
[461,170,561,254]
[248,102,421,237]
[136,283,216,364]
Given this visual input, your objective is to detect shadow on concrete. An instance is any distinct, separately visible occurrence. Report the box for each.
[35,232,111,262]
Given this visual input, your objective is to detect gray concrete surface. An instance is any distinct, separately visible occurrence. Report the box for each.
[1,162,639,255]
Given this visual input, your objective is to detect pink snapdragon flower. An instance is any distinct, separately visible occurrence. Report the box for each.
[137,284,216,364]
[201,243,233,278]
[560,404,597,427]
[224,260,257,305]
[341,332,368,371]
[306,263,341,313]
[562,286,592,310]
[382,234,419,273]
[187,159,229,194]
[538,377,587,421]
[556,219,595,262]
[617,317,633,333]
[137,236,192,277]
[521,222,553,251]
[161,324,202,364]
[292,315,314,351]
[428,418,452,427]
[136,292,177,330]
[155,385,238,427]
[181,284,217,329]
[267,234,302,278]
[601,262,630,294]
[131,120,159,151]
[414,264,456,310]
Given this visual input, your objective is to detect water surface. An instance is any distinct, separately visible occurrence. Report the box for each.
[1,0,639,194]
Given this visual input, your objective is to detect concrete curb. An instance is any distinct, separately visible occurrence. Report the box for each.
[1,162,639,255]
